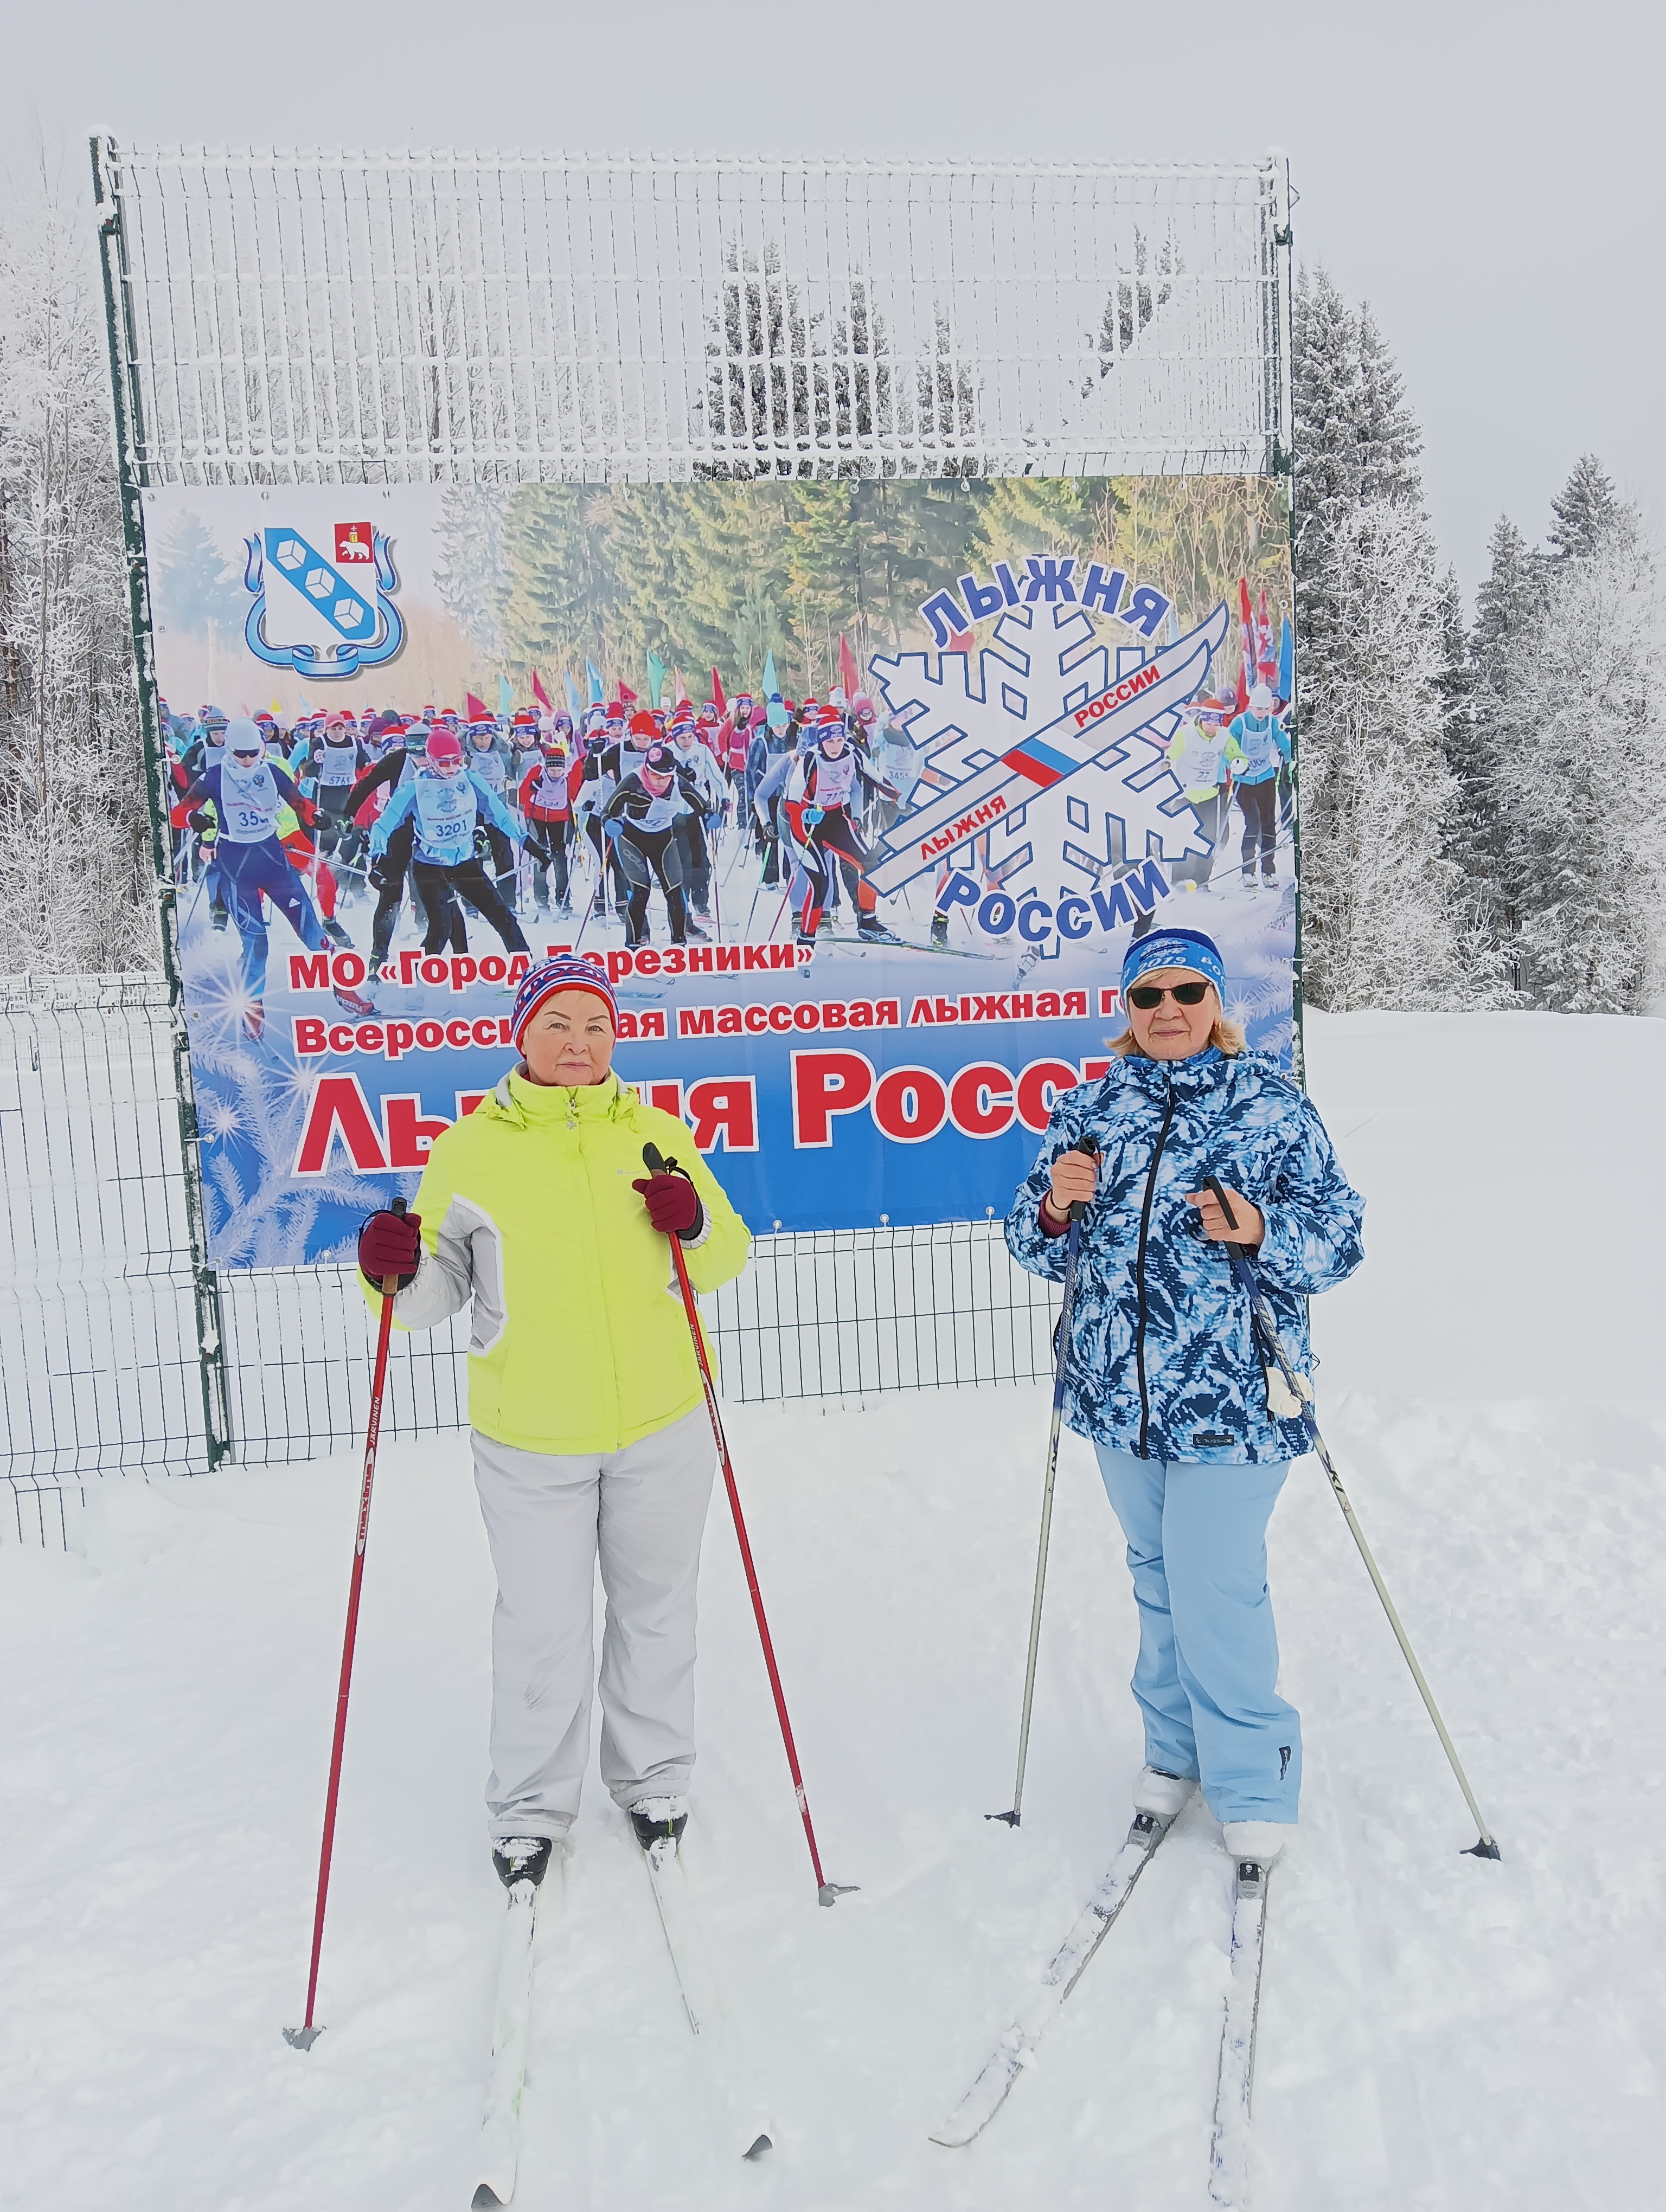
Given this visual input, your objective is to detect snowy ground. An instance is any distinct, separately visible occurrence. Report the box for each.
[3,1009,1664,2210]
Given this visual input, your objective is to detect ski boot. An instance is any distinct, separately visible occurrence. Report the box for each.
[1133,1765,1197,1819]
[629,1796,689,1851]
[1222,1820,1288,1866]
[241,1001,265,1043]
[795,930,818,951]
[857,914,901,945]
[491,1835,555,1889]
[930,912,950,950]
[334,983,376,1020]
[323,915,354,949]
[684,916,710,941]
[210,902,230,932]
[816,910,834,935]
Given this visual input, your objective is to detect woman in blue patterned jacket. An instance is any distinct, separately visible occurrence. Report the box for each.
[1005,925,1364,1864]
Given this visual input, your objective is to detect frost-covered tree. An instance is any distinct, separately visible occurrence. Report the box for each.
[1494,471,1664,1010]
[1291,270,1495,1007]
[1297,498,1494,1007]
[1450,517,1545,957]
[0,172,153,973]
[1548,453,1626,562]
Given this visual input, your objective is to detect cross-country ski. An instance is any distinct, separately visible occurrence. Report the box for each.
[931,1806,1175,2147]
[471,1840,556,2209]
[1207,1855,1272,2210]
[636,1805,773,2162]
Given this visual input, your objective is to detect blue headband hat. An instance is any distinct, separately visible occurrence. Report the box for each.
[1120,926,1226,1001]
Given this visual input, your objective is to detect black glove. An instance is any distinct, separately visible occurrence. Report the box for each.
[188,808,212,835]
[366,856,388,892]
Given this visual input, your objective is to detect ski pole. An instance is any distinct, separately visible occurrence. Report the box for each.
[641,1142,855,1908]
[285,1197,409,2049]
[1201,1176,1501,1860]
[991,1137,1100,1828]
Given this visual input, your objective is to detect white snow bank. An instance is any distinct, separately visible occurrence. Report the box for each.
[1,1009,1663,2210]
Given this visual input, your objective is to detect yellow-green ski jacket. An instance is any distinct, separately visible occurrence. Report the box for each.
[378,1070,751,1455]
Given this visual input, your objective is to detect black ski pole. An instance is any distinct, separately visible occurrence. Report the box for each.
[1202,1175,1501,1860]
[991,1137,1100,1828]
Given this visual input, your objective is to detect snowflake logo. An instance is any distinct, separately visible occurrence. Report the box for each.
[869,602,1217,910]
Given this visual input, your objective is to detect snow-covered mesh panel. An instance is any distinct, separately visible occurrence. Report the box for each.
[0,970,1060,1510]
[0,979,204,1508]
[97,145,1291,483]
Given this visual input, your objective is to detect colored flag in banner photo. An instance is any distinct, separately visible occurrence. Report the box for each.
[587,660,605,705]
[710,666,726,714]
[761,650,779,700]
[1279,617,1295,702]
[466,692,490,722]
[646,653,667,708]
[530,669,552,710]
[617,679,638,705]
[673,666,688,704]
[838,633,860,704]
[1255,588,1279,690]
[498,676,515,717]
[565,669,585,720]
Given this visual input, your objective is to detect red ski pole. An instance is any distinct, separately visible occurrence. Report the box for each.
[642,1143,854,1907]
[285,1197,408,2048]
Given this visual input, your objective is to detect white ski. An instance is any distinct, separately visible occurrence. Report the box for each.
[930,1809,1175,2149]
[1207,1856,1272,2209]
[643,1835,773,2162]
[471,1859,555,2210]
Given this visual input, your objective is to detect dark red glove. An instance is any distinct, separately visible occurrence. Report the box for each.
[632,1172,704,1241]
[358,1207,422,1288]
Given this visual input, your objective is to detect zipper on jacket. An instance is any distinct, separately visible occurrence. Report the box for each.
[1133,1076,1178,1459]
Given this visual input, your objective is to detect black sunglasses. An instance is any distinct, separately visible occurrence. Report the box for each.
[1127,980,1212,1010]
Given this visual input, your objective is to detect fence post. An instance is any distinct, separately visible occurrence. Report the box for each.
[91,135,232,1472]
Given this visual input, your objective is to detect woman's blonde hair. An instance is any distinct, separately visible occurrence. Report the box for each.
[1107,982,1246,1060]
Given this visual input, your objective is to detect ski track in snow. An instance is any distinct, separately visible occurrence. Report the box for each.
[2,1008,1664,2210]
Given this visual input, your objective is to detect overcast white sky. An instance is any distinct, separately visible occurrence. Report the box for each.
[8,0,1661,595]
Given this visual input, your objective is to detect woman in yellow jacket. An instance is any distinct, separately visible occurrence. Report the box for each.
[356,955,751,1890]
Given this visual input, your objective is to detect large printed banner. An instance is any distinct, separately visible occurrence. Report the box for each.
[143,479,1295,1263]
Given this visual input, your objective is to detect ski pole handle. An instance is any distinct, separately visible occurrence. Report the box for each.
[381,1195,408,1297]
[1203,1173,1250,1264]
[1063,1136,1100,1224]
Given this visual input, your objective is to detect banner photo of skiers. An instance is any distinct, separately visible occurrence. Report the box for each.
[143,478,1296,1262]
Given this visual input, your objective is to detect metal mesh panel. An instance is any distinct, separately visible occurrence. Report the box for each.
[1,976,1058,1532]
[0,978,208,1487]
[101,146,1290,484]
[714,1221,1056,1399]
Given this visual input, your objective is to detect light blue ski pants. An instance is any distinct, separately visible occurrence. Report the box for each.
[1093,1446,1300,1825]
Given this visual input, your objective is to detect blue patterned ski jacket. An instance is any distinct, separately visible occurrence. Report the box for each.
[1005,1049,1364,1464]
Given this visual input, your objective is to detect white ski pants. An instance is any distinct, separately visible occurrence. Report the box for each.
[471,1408,715,1840]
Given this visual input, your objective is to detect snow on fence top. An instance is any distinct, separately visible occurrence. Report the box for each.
[93,143,1292,485]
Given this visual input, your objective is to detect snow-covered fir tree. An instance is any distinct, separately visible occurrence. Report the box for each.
[1490,464,1665,1011]
[1291,268,1495,1007]
[1451,516,1544,958]
[0,173,153,972]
